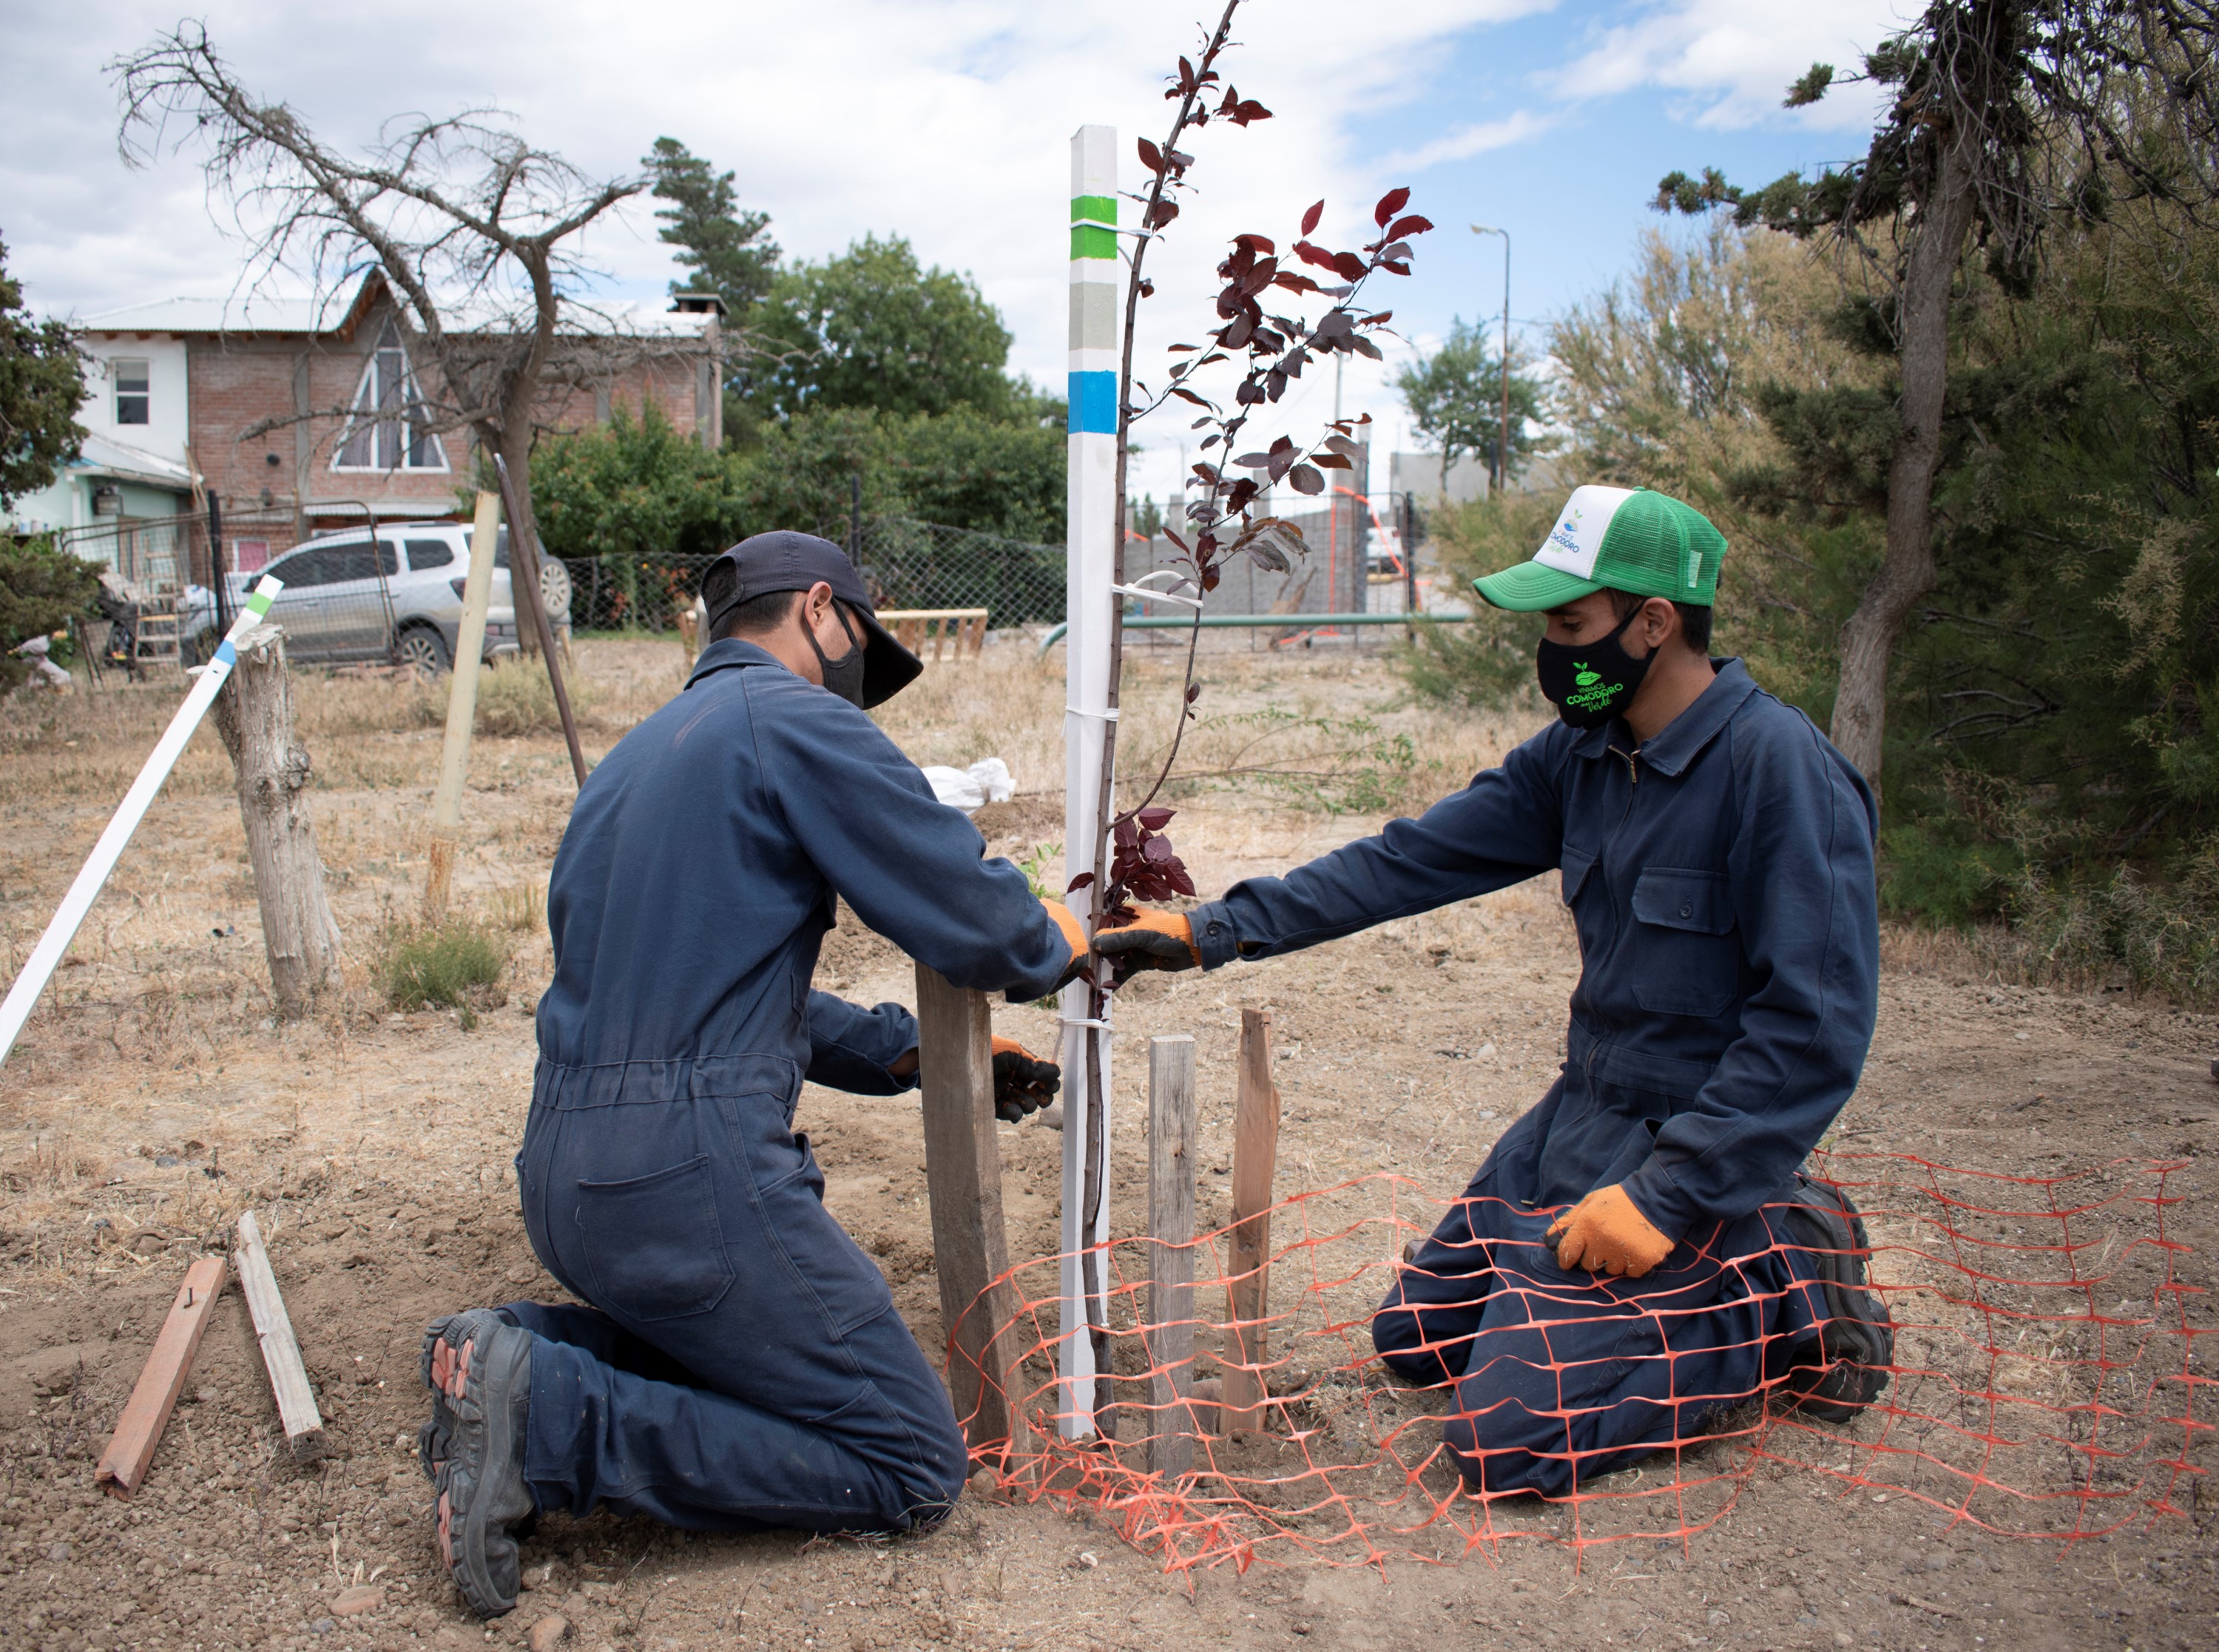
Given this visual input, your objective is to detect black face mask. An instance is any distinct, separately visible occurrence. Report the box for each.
[808,603,868,708]
[1536,605,1654,728]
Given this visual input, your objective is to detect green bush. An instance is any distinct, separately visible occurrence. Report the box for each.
[0,537,101,691]
[375,916,510,1025]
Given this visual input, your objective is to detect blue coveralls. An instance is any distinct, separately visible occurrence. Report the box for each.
[1184,660,1880,1497]
[507,637,1070,1533]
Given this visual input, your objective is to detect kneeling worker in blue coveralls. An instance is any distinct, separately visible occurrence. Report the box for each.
[1096,487,1894,1498]
[417,532,1090,1616]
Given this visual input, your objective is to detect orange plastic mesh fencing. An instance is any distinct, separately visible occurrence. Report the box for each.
[953,1151,2212,1575]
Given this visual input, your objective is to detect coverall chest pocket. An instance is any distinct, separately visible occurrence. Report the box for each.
[574,1154,736,1322]
[1629,867,1738,1018]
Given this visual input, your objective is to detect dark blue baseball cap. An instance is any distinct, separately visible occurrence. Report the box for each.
[700,530,922,707]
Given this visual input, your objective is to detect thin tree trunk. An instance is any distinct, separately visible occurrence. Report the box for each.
[1827,129,1981,797]
[213,624,343,1018]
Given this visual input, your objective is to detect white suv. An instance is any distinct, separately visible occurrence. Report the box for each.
[201,521,572,673]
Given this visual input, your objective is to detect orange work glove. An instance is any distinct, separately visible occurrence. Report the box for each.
[1041,898,1090,989]
[1546,1185,1675,1279]
[989,1035,1060,1123]
[1090,908,1201,975]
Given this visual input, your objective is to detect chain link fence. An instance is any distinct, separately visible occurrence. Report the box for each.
[558,517,1067,634]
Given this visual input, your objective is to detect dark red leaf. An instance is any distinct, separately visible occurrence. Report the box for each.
[1387,214,1433,239]
[1300,200,1325,236]
[1137,806,1176,830]
[1234,232,1276,255]
[1162,526,1191,552]
[1267,446,1294,482]
[1379,260,1410,277]
[1233,100,1271,125]
[1374,186,1411,228]
[1145,198,1181,229]
[1314,453,1352,470]
[1288,464,1324,495]
[1185,683,1202,704]
[1066,872,1095,893]
[1271,271,1320,295]
[1266,368,1287,402]
[1168,342,1199,352]
[1112,816,1138,850]
[1169,386,1209,407]
[1232,451,1271,467]
[1293,240,1337,271]
[1138,279,1155,298]
[1331,251,1367,283]
[1138,137,1165,175]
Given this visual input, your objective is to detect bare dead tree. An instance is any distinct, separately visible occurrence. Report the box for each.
[112,24,651,601]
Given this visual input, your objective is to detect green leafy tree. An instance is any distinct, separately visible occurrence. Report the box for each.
[644,138,780,321]
[1652,0,2219,799]
[743,235,1018,423]
[0,537,101,688]
[1391,322,1549,482]
[0,237,86,509]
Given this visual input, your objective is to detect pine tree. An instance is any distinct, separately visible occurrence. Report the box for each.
[643,138,780,321]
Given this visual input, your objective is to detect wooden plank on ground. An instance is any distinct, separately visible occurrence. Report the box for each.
[914,963,1027,1463]
[95,1254,229,1497]
[1220,1006,1281,1433]
[1145,1034,1198,1480]
[233,1210,326,1460]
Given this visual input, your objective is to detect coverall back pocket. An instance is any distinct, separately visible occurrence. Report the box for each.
[1629,868,1738,1018]
[575,1155,735,1322]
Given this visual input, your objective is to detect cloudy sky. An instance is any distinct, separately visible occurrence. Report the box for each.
[4,0,1907,504]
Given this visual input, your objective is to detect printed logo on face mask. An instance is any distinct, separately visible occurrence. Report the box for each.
[1562,664,1623,712]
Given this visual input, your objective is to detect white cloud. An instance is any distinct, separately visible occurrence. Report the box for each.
[1549,0,1906,130]
[1380,110,1551,175]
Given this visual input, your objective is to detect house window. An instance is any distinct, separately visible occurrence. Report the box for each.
[232,539,271,573]
[333,322,448,472]
[114,359,150,426]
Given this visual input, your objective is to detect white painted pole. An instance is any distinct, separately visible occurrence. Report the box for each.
[1061,122,1120,1439]
[0,575,286,1070]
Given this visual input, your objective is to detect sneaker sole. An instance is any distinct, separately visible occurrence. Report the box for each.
[425,1312,530,1619]
[1779,1177,1894,1423]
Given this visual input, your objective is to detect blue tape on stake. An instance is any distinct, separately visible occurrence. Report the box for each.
[1067,370,1117,435]
[214,640,237,667]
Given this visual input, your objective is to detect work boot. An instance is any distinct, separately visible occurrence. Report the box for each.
[1776,1175,1894,1423]
[422,1309,535,1619]
[418,1306,520,1483]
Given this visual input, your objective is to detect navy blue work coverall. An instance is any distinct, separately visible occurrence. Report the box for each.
[1183,660,1880,1496]
[506,637,1070,1533]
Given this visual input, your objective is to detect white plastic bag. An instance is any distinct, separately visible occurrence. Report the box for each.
[920,758,1015,813]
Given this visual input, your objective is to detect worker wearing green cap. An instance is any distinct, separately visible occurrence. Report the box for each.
[1095,485,1891,1497]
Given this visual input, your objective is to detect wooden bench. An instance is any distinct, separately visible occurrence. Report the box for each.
[879,608,989,661]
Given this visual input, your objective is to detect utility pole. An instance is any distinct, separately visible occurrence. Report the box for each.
[1470,225,1511,494]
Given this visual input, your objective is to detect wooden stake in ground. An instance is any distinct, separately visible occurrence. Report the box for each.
[1220,1006,1281,1433]
[913,964,1027,1461]
[212,623,342,1018]
[1145,1034,1198,1480]
[232,1211,325,1460]
[493,456,587,788]
[96,1254,229,1497]
[425,490,500,925]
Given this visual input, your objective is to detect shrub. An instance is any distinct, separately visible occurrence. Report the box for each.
[375,916,510,1026]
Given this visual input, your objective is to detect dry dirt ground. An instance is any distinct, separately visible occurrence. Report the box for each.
[0,637,2215,1652]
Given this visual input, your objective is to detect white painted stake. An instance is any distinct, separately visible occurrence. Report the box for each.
[1061,122,1120,1439]
[0,576,285,1069]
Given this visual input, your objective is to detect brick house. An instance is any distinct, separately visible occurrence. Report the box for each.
[61,270,722,578]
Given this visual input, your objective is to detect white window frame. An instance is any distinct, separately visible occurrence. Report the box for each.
[112,357,151,427]
[331,323,449,473]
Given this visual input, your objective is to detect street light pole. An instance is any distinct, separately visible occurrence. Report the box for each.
[1470,224,1510,494]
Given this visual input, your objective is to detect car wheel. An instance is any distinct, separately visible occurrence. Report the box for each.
[538,557,573,624]
[396,625,453,677]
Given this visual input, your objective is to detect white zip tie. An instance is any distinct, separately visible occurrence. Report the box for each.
[1065,705,1119,721]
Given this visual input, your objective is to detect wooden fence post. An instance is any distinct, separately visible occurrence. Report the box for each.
[1220,1006,1281,1434]
[212,625,343,1018]
[232,1211,325,1460]
[425,490,499,924]
[95,1255,228,1497]
[1145,1035,1198,1480]
[913,964,1027,1461]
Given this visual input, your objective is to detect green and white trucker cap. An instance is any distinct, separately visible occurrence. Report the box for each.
[1472,486,1727,612]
